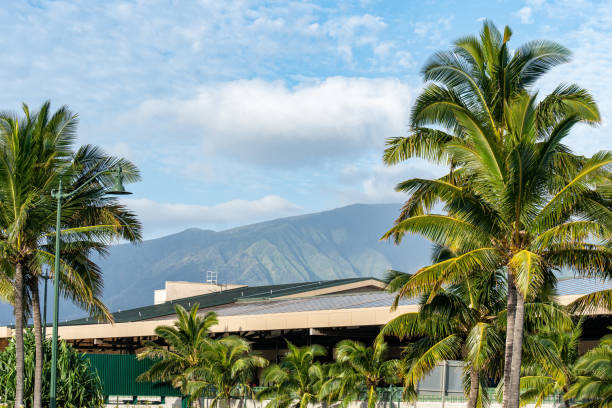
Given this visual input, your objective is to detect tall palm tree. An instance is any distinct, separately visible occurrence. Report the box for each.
[0,102,142,408]
[382,91,610,408]
[564,328,612,408]
[381,21,601,408]
[188,336,268,408]
[325,339,400,408]
[257,341,327,408]
[138,304,218,407]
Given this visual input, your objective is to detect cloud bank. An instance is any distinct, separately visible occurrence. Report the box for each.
[135,77,413,166]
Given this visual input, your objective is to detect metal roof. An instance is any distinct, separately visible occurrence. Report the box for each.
[63,276,612,327]
[211,291,419,316]
[63,277,384,326]
[557,278,612,296]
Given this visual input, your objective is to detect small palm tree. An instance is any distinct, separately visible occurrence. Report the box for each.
[257,341,327,408]
[188,336,268,408]
[326,339,400,408]
[382,268,505,408]
[564,328,612,408]
[519,320,583,407]
[138,304,218,407]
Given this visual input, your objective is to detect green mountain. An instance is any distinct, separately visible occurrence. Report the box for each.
[0,203,432,324]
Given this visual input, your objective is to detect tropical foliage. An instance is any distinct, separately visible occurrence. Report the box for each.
[381,267,506,408]
[0,101,141,408]
[0,329,104,408]
[519,320,583,407]
[138,304,218,403]
[325,339,400,408]
[564,328,612,408]
[257,342,328,408]
[381,20,610,408]
[187,335,268,408]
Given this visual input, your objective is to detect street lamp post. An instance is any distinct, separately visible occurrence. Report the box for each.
[49,168,132,408]
[41,270,50,337]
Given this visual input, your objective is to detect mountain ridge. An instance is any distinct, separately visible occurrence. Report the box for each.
[0,203,432,324]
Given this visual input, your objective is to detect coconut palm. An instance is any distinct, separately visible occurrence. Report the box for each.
[257,341,327,408]
[324,339,400,408]
[381,21,602,408]
[382,90,610,408]
[381,266,506,408]
[187,336,268,408]
[564,328,612,408]
[0,102,142,408]
[519,320,583,407]
[138,304,218,407]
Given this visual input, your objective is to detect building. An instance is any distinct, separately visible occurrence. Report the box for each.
[0,276,610,405]
[1,276,610,355]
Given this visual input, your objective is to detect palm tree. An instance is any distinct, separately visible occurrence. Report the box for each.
[564,328,612,408]
[382,91,610,408]
[520,320,583,407]
[188,336,268,408]
[0,102,142,408]
[257,341,327,408]
[381,266,506,408]
[381,21,602,408]
[138,304,218,407]
[325,339,400,408]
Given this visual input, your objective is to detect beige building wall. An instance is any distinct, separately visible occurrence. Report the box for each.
[154,281,247,304]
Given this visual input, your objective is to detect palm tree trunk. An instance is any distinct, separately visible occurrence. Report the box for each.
[368,386,376,408]
[502,275,517,408]
[14,262,25,408]
[467,367,479,408]
[507,289,526,408]
[31,279,43,408]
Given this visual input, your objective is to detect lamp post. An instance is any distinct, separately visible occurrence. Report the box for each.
[49,168,132,408]
[41,270,50,337]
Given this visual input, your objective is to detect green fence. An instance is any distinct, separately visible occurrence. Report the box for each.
[85,354,182,398]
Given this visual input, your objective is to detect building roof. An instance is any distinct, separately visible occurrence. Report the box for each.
[557,278,612,296]
[64,277,386,326]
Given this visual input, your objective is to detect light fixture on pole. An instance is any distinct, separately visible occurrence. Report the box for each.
[49,168,132,408]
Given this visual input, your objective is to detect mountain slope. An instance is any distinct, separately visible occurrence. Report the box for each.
[0,203,432,324]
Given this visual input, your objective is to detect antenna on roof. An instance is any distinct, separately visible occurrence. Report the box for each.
[206,270,218,285]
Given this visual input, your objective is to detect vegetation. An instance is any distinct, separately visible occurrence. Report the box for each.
[564,328,612,408]
[0,21,610,408]
[326,339,400,408]
[187,335,267,408]
[0,329,104,408]
[138,304,218,403]
[0,102,141,408]
[381,20,610,408]
[257,342,328,408]
[381,268,506,408]
[520,320,584,407]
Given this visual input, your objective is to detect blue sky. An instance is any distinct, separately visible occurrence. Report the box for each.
[2,0,611,238]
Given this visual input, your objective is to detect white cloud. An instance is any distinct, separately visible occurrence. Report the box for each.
[322,14,387,63]
[413,16,454,44]
[515,6,534,24]
[134,77,413,166]
[124,195,304,239]
[515,0,546,24]
[335,159,444,205]
[533,0,612,155]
